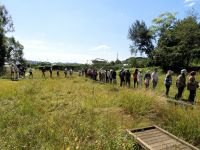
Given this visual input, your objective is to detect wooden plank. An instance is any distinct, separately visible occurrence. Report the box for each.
[126,129,153,150]
[154,126,199,150]
[150,139,178,147]
[139,133,168,141]
[143,135,171,145]
[154,142,185,150]
[161,144,192,150]
[138,132,165,140]
[127,126,200,150]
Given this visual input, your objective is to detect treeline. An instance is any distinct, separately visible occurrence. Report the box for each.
[128,11,200,72]
[0,4,24,75]
[28,61,87,71]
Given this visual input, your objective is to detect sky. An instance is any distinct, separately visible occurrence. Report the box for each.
[1,0,200,63]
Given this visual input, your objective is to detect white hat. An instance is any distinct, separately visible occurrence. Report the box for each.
[181,69,187,74]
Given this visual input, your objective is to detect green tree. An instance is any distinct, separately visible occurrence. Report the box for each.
[0,4,14,73]
[151,12,177,38]
[154,15,200,69]
[128,20,154,58]
[128,57,137,67]
[6,37,24,64]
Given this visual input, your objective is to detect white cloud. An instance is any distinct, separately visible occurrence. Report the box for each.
[184,0,196,7]
[188,2,195,6]
[17,38,116,63]
[184,0,194,3]
[91,45,111,51]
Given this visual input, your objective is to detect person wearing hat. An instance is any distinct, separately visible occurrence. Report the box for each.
[137,70,143,87]
[175,69,187,100]
[151,67,159,89]
[187,71,199,104]
[164,70,173,96]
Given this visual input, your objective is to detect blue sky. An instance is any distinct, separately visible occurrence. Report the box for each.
[1,0,200,63]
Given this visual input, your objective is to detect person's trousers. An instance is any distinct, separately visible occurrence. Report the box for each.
[188,90,196,103]
[165,84,170,96]
[152,80,158,89]
[175,87,184,100]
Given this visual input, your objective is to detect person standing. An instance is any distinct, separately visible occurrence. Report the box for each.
[187,71,199,104]
[109,70,113,83]
[144,70,151,89]
[151,68,159,89]
[112,69,117,84]
[175,69,187,100]
[133,69,138,88]
[14,66,19,80]
[137,70,143,87]
[56,68,60,77]
[42,67,46,78]
[50,67,53,78]
[29,67,33,79]
[64,68,68,78]
[164,70,173,96]
[119,68,125,86]
[11,65,15,79]
[70,69,73,76]
[125,70,131,87]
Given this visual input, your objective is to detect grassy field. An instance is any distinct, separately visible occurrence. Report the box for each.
[0,70,200,149]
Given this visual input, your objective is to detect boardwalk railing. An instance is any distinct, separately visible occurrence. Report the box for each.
[127,125,199,150]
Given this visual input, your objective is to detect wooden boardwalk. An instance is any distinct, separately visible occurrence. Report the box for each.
[127,126,199,150]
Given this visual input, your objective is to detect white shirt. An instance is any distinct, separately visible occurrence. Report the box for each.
[137,72,143,81]
[151,72,158,81]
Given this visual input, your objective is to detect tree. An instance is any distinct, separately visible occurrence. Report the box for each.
[154,15,200,69]
[128,20,154,58]
[151,12,177,38]
[0,4,14,73]
[128,57,137,67]
[6,37,24,64]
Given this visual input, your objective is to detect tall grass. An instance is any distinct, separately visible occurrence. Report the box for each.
[0,70,200,149]
[120,87,200,147]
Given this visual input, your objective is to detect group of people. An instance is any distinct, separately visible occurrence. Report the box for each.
[174,69,199,104]
[11,65,26,80]
[24,67,74,79]
[83,68,117,84]
[11,65,199,104]
[84,67,199,104]
[41,67,73,78]
[118,68,159,89]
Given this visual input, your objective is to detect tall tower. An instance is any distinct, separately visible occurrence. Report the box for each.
[117,52,119,61]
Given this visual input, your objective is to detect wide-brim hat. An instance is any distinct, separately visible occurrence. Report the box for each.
[190,71,196,76]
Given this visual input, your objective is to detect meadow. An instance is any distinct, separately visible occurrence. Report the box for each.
[0,69,200,149]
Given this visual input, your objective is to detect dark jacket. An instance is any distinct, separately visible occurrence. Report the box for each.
[176,74,186,88]
[187,75,199,90]
[164,75,172,86]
